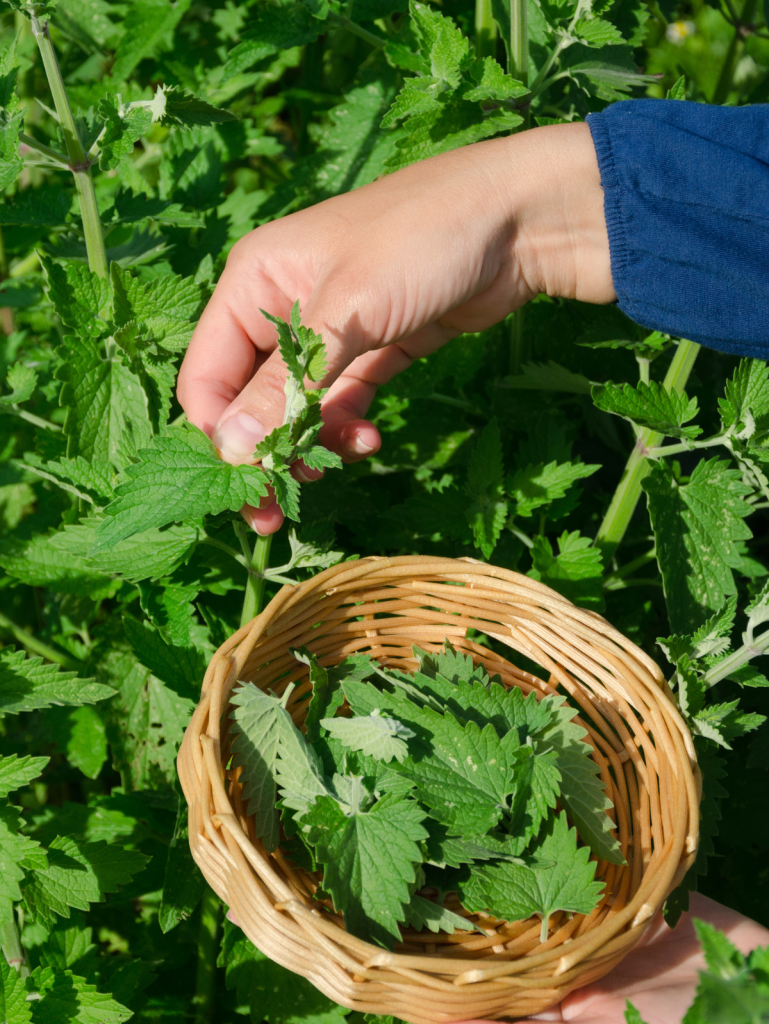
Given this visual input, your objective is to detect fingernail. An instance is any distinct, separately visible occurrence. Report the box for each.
[344,434,375,456]
[294,465,323,483]
[212,413,266,464]
[247,512,269,536]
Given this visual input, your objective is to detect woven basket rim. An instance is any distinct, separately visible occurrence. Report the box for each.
[178,555,700,1024]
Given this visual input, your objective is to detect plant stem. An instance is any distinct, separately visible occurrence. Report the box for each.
[595,339,700,557]
[1,914,29,978]
[509,0,529,87]
[30,14,108,280]
[328,12,386,47]
[0,610,80,668]
[702,629,769,688]
[191,887,220,1024]
[10,406,62,431]
[475,0,498,57]
[712,0,759,104]
[234,523,274,627]
[199,536,248,568]
[18,131,68,164]
[10,251,41,279]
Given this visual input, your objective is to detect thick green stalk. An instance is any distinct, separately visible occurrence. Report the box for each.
[238,530,274,627]
[475,0,498,57]
[712,0,759,105]
[595,339,701,557]
[0,610,80,668]
[702,629,769,688]
[509,0,529,86]
[30,14,108,279]
[1,915,29,978]
[191,888,220,1024]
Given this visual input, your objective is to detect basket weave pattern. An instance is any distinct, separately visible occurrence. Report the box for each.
[178,556,700,1024]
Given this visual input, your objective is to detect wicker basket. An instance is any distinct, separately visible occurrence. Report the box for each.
[178,555,700,1024]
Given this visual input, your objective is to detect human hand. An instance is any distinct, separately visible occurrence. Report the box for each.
[177,121,615,534]
[458,894,769,1024]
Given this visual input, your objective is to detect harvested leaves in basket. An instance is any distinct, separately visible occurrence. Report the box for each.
[230,641,622,949]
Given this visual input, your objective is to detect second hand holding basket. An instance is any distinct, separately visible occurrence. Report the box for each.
[178,555,700,1024]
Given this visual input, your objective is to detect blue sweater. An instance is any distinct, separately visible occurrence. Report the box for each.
[586,100,769,358]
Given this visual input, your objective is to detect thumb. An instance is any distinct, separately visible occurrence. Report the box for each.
[210,347,289,464]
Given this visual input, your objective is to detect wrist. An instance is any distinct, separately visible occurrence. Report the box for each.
[494,122,616,305]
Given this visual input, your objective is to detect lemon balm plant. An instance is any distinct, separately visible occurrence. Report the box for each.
[0,0,767,1021]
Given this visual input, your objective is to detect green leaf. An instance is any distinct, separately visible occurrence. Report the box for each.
[624,1002,650,1024]
[308,72,402,200]
[691,700,764,749]
[529,531,605,611]
[536,701,624,864]
[343,677,524,835]
[458,812,604,942]
[667,75,687,100]
[465,418,507,558]
[503,361,593,394]
[40,257,110,337]
[229,684,287,853]
[0,186,70,226]
[0,649,114,717]
[508,460,600,517]
[682,921,769,1024]
[110,263,202,327]
[88,521,199,583]
[0,754,48,798]
[23,455,114,504]
[402,894,479,934]
[99,644,195,791]
[385,96,521,172]
[0,362,36,408]
[97,96,152,171]
[56,331,153,469]
[695,918,746,977]
[123,616,204,702]
[109,0,193,81]
[146,84,238,128]
[271,466,302,520]
[220,5,324,81]
[93,424,269,551]
[273,704,330,817]
[22,836,149,925]
[0,956,31,1024]
[465,56,527,100]
[0,803,47,925]
[576,16,626,45]
[319,710,416,764]
[29,966,132,1024]
[592,380,701,439]
[301,791,428,948]
[48,705,107,780]
[643,459,754,634]
[217,917,349,1024]
[0,528,119,600]
[719,359,769,437]
[158,803,206,934]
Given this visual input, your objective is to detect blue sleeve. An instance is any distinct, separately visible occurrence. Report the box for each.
[586,100,769,359]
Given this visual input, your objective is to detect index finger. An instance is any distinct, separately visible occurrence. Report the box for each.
[177,256,294,435]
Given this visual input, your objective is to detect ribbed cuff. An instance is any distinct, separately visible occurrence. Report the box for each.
[586,111,629,309]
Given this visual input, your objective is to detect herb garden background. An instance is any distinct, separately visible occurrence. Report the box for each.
[0,0,768,1021]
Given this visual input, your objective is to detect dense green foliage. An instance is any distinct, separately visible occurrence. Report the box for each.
[0,0,768,1020]
[231,642,615,948]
